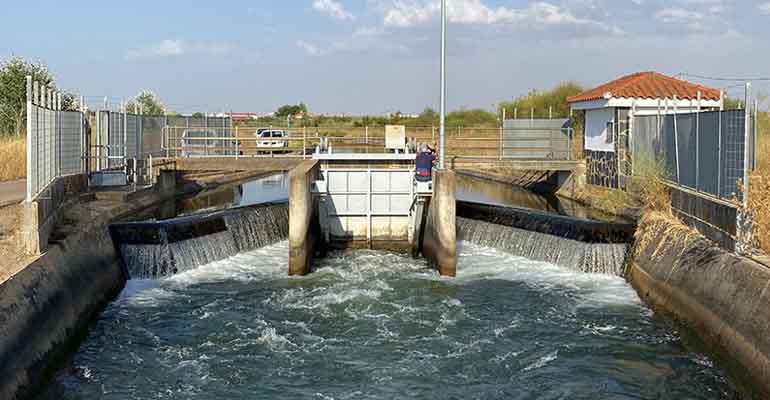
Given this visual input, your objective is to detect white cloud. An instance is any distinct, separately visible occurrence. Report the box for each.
[126,39,234,59]
[313,0,355,20]
[760,2,770,14]
[126,39,185,58]
[378,0,620,36]
[654,7,705,31]
[297,40,326,56]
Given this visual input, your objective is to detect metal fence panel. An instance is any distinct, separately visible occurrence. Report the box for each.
[60,111,84,175]
[675,113,697,189]
[698,112,720,196]
[502,119,571,159]
[722,110,746,200]
[633,109,746,202]
[142,116,165,157]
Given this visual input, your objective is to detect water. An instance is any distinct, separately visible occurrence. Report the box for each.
[458,217,629,276]
[116,203,289,279]
[44,242,738,399]
[176,173,289,218]
[456,174,628,223]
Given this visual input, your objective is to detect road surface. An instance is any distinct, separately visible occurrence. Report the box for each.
[0,180,25,207]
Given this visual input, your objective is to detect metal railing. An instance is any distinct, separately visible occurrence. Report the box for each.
[160,125,574,161]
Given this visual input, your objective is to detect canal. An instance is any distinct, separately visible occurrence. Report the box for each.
[38,174,741,399]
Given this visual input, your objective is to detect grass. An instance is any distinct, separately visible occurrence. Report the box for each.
[0,136,25,182]
[749,130,769,254]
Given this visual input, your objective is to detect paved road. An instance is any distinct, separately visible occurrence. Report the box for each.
[0,180,25,207]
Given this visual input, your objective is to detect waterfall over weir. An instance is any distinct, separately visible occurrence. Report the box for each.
[109,202,289,279]
[457,202,636,276]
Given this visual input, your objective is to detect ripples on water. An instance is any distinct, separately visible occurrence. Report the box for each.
[48,242,737,399]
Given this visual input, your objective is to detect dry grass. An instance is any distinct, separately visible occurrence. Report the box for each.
[749,131,769,254]
[0,137,25,182]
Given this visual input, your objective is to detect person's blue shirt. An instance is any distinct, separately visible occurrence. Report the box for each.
[416,152,436,176]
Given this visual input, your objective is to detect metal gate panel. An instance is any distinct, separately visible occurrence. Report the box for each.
[321,169,414,244]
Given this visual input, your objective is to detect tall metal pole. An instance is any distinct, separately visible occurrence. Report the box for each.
[438,0,446,169]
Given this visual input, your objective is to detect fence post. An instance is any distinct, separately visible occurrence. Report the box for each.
[672,96,681,183]
[718,97,723,197]
[304,126,308,159]
[696,91,701,191]
[549,106,553,119]
[743,82,751,207]
[365,125,369,153]
[499,108,505,160]
[57,92,62,178]
[754,99,759,171]
[25,76,33,202]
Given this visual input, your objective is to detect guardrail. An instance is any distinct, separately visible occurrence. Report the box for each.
[160,125,574,161]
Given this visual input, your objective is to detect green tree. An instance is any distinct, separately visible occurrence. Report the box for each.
[275,103,308,118]
[0,57,54,136]
[61,92,80,112]
[125,90,165,115]
[499,82,583,119]
[446,108,498,127]
[191,112,204,118]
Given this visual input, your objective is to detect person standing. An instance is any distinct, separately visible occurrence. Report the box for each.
[415,144,437,182]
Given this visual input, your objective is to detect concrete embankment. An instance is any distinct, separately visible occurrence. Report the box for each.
[628,213,770,397]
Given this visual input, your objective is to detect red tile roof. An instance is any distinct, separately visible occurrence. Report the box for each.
[567,71,722,103]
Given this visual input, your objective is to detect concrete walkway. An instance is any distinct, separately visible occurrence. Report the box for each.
[0,180,25,207]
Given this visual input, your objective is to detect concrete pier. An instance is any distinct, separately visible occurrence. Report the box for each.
[288,161,321,276]
[422,170,457,277]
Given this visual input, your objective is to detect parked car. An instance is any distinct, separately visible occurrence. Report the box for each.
[255,129,288,153]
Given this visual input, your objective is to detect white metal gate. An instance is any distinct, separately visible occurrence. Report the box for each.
[318,169,415,245]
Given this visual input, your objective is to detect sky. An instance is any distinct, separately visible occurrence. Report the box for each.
[2,0,770,115]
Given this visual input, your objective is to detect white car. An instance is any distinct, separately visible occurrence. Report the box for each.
[255,129,288,152]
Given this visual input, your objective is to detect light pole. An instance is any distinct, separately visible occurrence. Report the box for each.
[439,0,447,169]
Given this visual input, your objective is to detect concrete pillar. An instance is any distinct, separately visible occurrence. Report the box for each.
[157,170,176,196]
[289,161,320,276]
[423,169,457,277]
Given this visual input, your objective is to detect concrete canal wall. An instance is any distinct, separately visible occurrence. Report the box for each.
[0,203,126,400]
[289,161,321,276]
[422,170,457,277]
[628,213,770,396]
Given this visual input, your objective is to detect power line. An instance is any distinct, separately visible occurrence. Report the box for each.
[677,72,770,82]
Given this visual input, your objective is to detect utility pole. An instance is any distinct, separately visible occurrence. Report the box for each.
[439,0,447,169]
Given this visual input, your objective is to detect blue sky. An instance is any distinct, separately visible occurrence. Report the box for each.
[2,0,770,115]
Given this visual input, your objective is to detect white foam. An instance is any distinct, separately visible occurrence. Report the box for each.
[166,241,289,287]
[522,350,559,372]
[456,242,641,308]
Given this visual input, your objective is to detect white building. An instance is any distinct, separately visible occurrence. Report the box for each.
[568,71,723,153]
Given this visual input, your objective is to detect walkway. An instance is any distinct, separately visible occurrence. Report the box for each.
[0,180,25,207]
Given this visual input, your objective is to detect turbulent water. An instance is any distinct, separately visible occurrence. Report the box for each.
[45,242,738,399]
[457,217,629,276]
[118,203,289,279]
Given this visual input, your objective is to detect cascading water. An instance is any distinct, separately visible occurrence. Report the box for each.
[112,202,289,279]
[40,241,740,399]
[457,217,629,276]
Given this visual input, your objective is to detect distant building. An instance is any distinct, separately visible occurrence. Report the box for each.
[568,71,723,153]
[227,112,272,122]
